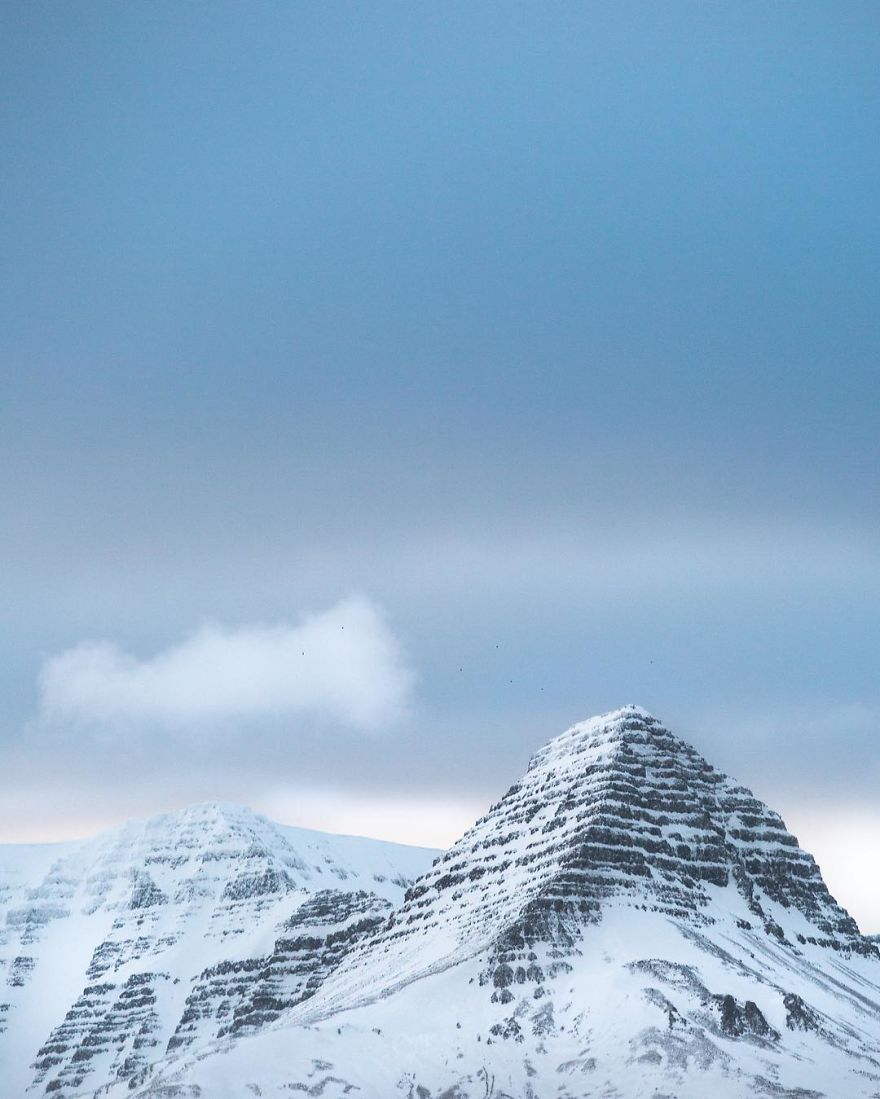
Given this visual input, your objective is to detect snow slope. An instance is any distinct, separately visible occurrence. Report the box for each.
[0,803,436,1097]
[111,706,880,1099]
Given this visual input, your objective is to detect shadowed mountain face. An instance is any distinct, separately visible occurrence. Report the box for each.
[3,707,880,1099]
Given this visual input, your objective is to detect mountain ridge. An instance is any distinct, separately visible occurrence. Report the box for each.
[112,705,880,1099]
[2,705,878,1098]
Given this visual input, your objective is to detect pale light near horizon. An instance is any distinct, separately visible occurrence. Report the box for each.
[259,789,488,853]
[781,803,880,936]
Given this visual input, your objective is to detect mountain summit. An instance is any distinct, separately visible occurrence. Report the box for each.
[281,705,873,1024]
[0,802,436,1097]
[3,707,879,1098]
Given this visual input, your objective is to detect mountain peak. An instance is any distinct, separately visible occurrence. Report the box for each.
[0,807,438,1098]
[130,799,269,834]
[296,706,870,1023]
[526,703,664,773]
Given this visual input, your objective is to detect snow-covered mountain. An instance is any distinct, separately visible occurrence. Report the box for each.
[4,706,879,1098]
[0,802,436,1097]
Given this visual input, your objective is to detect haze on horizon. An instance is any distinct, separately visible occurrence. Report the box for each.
[1,4,878,930]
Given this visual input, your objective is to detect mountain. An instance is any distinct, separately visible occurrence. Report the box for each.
[3,706,879,1098]
[105,706,880,1099]
[0,802,437,1097]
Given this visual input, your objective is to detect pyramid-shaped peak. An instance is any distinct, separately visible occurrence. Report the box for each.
[566,703,662,737]
[589,702,656,722]
[526,703,673,773]
[301,707,869,1020]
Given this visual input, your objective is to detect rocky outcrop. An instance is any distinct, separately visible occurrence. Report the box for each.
[783,992,823,1033]
[713,993,779,1040]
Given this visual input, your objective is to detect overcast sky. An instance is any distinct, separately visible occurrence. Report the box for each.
[1,3,879,930]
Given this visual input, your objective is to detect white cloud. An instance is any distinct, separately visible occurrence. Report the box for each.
[39,596,413,731]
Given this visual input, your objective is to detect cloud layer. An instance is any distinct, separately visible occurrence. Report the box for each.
[39,597,412,731]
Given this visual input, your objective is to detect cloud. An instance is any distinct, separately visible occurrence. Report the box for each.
[39,596,413,731]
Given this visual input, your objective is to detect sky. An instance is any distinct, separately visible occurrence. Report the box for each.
[1,3,879,929]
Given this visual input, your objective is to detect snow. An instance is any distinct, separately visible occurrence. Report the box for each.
[3,707,879,1098]
[112,902,880,1099]
[0,802,437,1097]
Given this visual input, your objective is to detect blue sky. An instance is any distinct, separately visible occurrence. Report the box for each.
[1,4,879,927]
